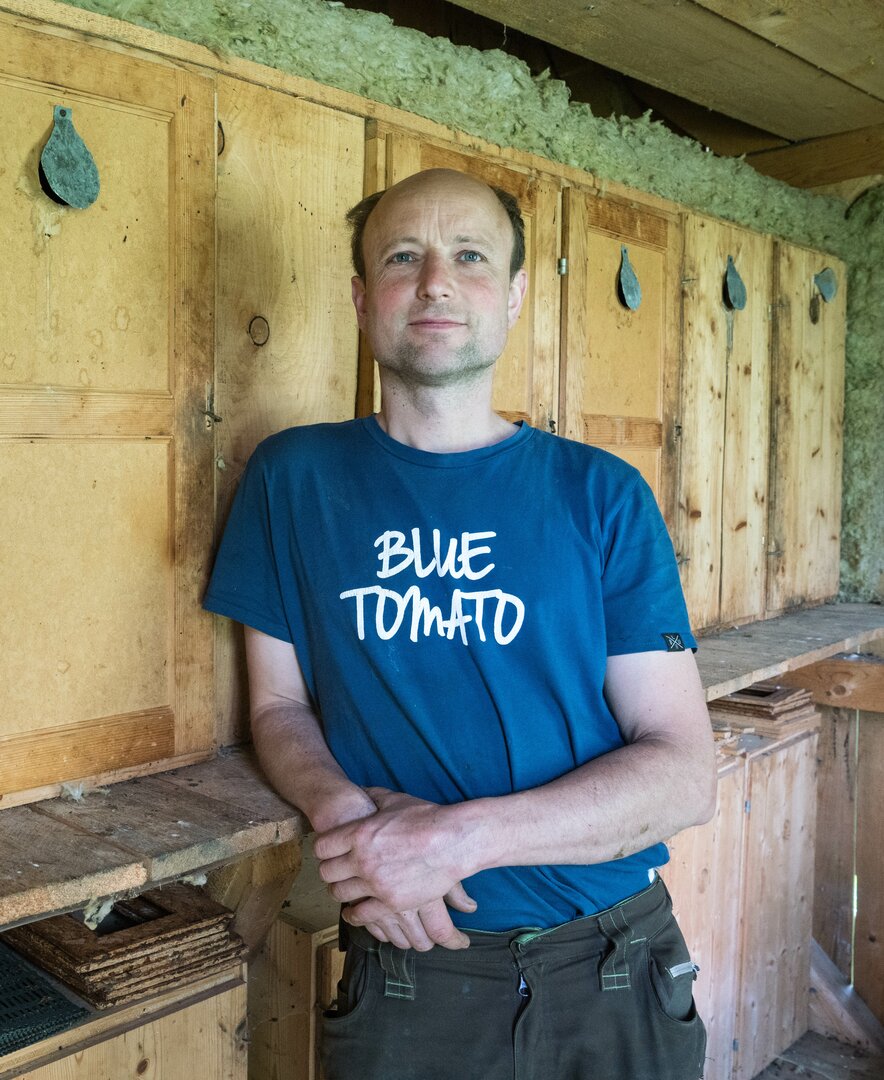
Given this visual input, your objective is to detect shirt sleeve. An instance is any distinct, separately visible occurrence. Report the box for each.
[202,447,293,643]
[601,474,697,656]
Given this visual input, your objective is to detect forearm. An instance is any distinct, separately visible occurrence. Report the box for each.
[450,732,717,878]
[250,702,375,832]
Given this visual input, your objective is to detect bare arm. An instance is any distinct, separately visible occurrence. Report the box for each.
[316,649,717,916]
[244,626,475,949]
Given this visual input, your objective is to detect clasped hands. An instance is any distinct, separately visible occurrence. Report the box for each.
[313,787,477,952]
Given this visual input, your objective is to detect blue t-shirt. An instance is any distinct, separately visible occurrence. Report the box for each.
[204,417,696,930]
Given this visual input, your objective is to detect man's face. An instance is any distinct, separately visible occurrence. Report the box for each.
[352,171,528,388]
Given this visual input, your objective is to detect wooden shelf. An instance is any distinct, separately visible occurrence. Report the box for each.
[697,603,883,700]
[0,748,305,932]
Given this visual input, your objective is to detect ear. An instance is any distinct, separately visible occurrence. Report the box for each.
[351,275,368,330]
[507,268,529,329]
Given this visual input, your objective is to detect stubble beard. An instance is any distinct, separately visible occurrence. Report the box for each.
[381,336,502,390]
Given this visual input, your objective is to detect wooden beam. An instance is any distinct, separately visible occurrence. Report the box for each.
[692,0,884,101]
[449,0,884,139]
[778,654,884,712]
[746,125,884,188]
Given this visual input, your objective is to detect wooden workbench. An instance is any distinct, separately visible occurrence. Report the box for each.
[1,602,880,935]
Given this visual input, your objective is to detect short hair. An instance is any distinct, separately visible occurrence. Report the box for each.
[345,183,526,281]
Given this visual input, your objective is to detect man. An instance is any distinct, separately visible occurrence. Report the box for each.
[204,168,716,1079]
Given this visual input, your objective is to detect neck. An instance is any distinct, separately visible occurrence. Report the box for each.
[375,370,516,453]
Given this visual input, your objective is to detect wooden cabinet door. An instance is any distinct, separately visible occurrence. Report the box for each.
[559,186,681,516]
[767,244,846,614]
[0,20,215,802]
[214,78,365,743]
[359,124,561,431]
[734,732,817,1080]
[678,215,772,631]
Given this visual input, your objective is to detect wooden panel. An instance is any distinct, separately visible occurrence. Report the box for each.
[767,243,846,614]
[0,709,175,795]
[0,969,244,1080]
[735,732,818,1080]
[812,706,857,978]
[677,214,772,631]
[746,124,884,188]
[214,77,364,746]
[855,711,884,1026]
[17,979,247,1080]
[0,21,216,796]
[369,127,561,433]
[779,654,884,713]
[662,761,745,1080]
[1,76,170,393]
[0,440,171,733]
[560,185,681,506]
[0,390,173,437]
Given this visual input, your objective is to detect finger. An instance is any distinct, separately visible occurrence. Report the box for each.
[444,882,478,914]
[343,900,433,952]
[364,922,389,944]
[314,821,363,861]
[417,901,470,950]
[327,877,373,904]
[317,853,357,884]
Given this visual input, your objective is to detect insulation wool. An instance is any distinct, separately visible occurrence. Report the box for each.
[60,0,884,599]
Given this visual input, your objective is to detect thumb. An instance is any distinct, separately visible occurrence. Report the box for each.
[444,882,478,913]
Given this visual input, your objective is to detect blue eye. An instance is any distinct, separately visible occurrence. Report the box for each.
[390,252,414,263]
[460,250,483,262]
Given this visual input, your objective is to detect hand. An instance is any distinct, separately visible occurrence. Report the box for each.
[343,885,477,951]
[315,788,472,914]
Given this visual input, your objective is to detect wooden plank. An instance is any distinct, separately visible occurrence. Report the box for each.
[746,125,884,188]
[735,731,818,1080]
[809,939,884,1054]
[779,655,884,713]
[214,77,364,746]
[0,967,245,1080]
[0,709,175,796]
[161,747,306,829]
[811,707,857,978]
[170,64,216,759]
[31,774,294,883]
[692,1,884,100]
[662,760,745,1080]
[767,242,846,614]
[581,414,661,448]
[696,604,884,701]
[855,711,884,1026]
[15,976,247,1080]
[0,391,173,437]
[0,806,146,929]
[247,916,317,1080]
[448,0,884,139]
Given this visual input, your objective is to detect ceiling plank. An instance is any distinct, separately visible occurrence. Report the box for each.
[745,124,884,187]
[692,0,884,102]
[448,0,884,139]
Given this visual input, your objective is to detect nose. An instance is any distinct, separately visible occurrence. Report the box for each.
[417,252,453,300]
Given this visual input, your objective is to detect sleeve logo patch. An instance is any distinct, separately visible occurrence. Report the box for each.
[662,632,686,652]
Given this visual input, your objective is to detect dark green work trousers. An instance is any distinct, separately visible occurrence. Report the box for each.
[320,877,707,1080]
